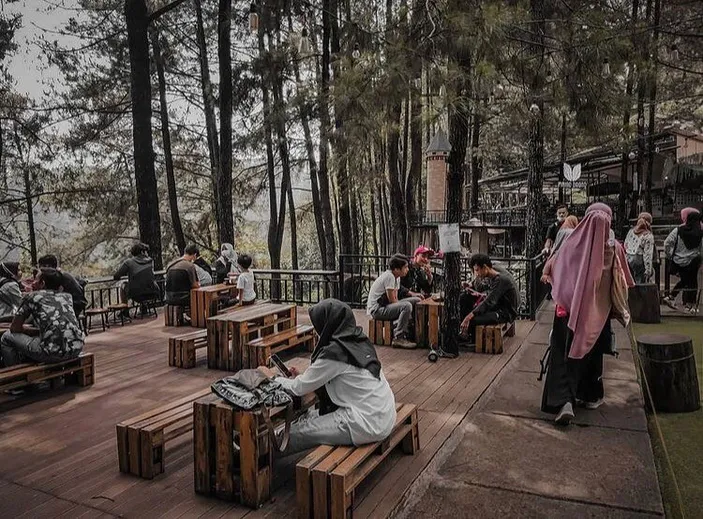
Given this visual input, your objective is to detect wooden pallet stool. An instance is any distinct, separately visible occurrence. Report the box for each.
[246,324,316,369]
[116,388,211,479]
[193,393,316,508]
[367,318,393,346]
[0,353,95,393]
[168,329,208,368]
[296,403,419,519]
[475,322,515,354]
[164,304,186,327]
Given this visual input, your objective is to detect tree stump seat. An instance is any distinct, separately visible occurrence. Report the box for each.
[628,284,661,324]
[637,333,700,413]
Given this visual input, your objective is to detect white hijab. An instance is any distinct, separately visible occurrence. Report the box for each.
[218,243,239,272]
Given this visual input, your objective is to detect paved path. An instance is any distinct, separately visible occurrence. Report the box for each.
[396,303,664,518]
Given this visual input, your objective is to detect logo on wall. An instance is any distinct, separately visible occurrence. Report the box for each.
[563,163,582,182]
[559,162,586,188]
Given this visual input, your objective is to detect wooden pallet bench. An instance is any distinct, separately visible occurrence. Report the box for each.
[164,304,186,327]
[367,318,393,346]
[296,402,419,519]
[0,353,95,393]
[194,392,317,508]
[476,322,515,354]
[116,388,211,479]
[246,324,316,369]
[168,329,207,368]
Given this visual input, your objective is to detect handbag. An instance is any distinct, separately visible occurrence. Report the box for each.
[211,369,294,452]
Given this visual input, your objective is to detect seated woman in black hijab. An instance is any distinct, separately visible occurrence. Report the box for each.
[260,298,397,454]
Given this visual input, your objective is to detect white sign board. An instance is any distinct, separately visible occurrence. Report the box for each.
[438,223,461,253]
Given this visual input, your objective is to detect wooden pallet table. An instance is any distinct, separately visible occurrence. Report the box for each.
[193,393,316,508]
[190,283,239,328]
[415,298,443,349]
[206,303,297,371]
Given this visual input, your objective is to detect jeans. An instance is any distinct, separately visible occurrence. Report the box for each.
[282,408,353,455]
[0,331,70,367]
[371,297,421,339]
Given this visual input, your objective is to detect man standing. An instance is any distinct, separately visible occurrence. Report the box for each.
[164,245,201,321]
[366,254,421,348]
[1,268,84,367]
[542,204,569,256]
[460,255,519,345]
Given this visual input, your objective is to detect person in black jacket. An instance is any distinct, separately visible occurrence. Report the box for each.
[401,245,434,296]
[36,255,87,318]
[113,243,160,305]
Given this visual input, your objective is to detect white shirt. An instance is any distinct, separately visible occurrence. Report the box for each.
[366,270,399,315]
[236,271,256,302]
[276,358,397,445]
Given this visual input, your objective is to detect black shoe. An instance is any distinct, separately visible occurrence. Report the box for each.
[436,348,458,359]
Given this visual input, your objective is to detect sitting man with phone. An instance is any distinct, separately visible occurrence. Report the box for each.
[259,298,396,455]
[459,254,519,345]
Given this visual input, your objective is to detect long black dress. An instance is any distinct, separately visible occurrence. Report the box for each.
[540,315,612,413]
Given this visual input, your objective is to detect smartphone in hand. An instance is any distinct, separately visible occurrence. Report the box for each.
[269,354,292,377]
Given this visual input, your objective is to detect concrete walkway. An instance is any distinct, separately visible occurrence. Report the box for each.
[396,303,664,518]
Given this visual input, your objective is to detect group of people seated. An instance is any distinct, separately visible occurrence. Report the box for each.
[0,264,86,372]
[112,242,257,322]
[365,246,519,353]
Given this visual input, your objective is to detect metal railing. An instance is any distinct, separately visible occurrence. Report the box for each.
[83,271,166,309]
[253,269,340,305]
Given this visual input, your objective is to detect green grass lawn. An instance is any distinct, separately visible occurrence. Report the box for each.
[633,319,703,518]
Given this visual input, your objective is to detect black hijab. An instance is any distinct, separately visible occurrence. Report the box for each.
[309,298,381,379]
[679,211,703,250]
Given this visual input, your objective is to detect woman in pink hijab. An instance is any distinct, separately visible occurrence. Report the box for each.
[541,203,634,425]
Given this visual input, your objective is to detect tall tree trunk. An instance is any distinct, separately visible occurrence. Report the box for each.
[350,179,360,255]
[469,113,481,215]
[371,177,380,257]
[125,0,162,268]
[258,18,280,270]
[13,130,37,265]
[645,0,661,213]
[330,0,354,257]
[217,0,235,245]
[524,0,546,259]
[194,0,220,220]
[634,0,653,220]
[319,0,337,268]
[152,28,186,254]
[443,22,471,356]
[618,0,640,237]
[407,87,423,230]
[558,111,566,204]
[288,14,327,267]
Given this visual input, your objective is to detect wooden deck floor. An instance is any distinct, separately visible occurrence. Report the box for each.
[0,310,534,518]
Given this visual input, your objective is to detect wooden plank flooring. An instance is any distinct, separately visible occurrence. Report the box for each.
[0,309,534,518]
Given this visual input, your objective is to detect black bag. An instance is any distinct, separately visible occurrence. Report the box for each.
[211,369,294,452]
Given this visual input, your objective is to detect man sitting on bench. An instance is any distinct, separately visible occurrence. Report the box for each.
[259,298,396,455]
[459,254,519,345]
[164,245,201,323]
[366,254,422,349]
[1,268,85,367]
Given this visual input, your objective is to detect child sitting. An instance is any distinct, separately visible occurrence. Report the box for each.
[236,254,257,306]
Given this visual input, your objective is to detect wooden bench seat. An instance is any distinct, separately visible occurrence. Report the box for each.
[296,402,419,518]
[164,304,186,327]
[0,353,95,393]
[476,322,515,354]
[367,318,393,346]
[246,324,316,369]
[116,388,211,479]
[168,329,207,368]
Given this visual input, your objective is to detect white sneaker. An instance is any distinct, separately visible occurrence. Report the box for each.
[663,297,677,309]
[585,398,604,410]
[555,402,574,425]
